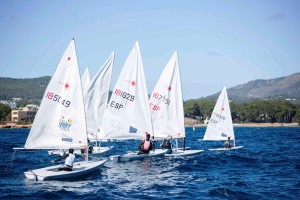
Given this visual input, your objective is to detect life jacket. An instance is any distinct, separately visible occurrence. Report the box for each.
[162,139,171,149]
[65,153,75,167]
[88,145,93,153]
[224,140,231,148]
[143,140,151,151]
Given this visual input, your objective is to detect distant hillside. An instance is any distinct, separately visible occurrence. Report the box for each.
[204,73,300,103]
[1,72,300,103]
[0,76,51,100]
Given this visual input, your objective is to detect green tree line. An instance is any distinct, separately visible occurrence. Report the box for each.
[1,100,300,125]
[184,99,300,125]
[0,103,11,122]
[0,77,50,100]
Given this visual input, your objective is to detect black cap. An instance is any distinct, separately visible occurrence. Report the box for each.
[69,148,74,154]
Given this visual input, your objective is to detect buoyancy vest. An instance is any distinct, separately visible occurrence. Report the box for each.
[143,140,151,151]
[65,153,75,167]
[224,140,231,147]
[162,139,171,149]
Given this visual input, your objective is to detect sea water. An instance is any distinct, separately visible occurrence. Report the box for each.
[0,127,299,199]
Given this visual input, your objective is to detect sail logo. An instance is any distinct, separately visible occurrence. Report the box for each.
[221,133,227,137]
[129,126,137,133]
[58,117,72,131]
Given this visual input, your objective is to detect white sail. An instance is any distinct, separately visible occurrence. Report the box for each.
[81,68,90,93]
[203,87,235,141]
[25,39,87,149]
[149,51,185,139]
[84,53,114,139]
[99,42,153,140]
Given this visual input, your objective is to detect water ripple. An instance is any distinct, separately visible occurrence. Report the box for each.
[0,127,300,199]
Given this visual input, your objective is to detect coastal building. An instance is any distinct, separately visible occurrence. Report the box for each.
[11,105,38,122]
[204,117,210,124]
[12,98,22,101]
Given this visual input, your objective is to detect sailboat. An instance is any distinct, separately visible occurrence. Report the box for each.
[13,39,106,180]
[48,53,115,157]
[83,53,115,155]
[149,51,203,156]
[201,87,243,151]
[98,41,165,162]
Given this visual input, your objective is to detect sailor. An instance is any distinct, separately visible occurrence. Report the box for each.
[88,145,93,154]
[160,135,174,154]
[57,148,76,171]
[87,138,93,154]
[224,136,232,148]
[138,132,153,154]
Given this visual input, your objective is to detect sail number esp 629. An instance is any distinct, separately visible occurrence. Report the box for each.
[109,88,135,110]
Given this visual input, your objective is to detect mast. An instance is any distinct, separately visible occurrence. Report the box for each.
[73,38,89,161]
[177,51,186,150]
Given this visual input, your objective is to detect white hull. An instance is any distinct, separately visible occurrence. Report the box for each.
[155,149,204,157]
[176,147,190,150]
[48,146,114,156]
[24,160,107,181]
[109,150,166,162]
[90,146,114,155]
[208,146,244,151]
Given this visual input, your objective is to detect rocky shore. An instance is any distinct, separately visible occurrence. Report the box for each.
[0,123,32,129]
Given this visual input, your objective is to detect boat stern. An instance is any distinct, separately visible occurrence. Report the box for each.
[109,155,121,162]
[24,170,44,181]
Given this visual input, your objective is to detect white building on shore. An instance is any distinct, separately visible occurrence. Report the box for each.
[11,105,39,122]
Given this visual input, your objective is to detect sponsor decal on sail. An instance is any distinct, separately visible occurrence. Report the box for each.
[129,126,137,133]
[58,116,72,131]
[221,133,227,137]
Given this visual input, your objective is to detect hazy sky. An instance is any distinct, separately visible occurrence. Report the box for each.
[0,0,299,99]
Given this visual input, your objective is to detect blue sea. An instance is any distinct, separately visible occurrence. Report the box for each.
[0,127,299,200]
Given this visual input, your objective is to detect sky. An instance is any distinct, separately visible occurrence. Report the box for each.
[0,0,299,100]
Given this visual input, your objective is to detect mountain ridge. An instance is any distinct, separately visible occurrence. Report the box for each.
[204,72,300,103]
[0,72,299,103]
